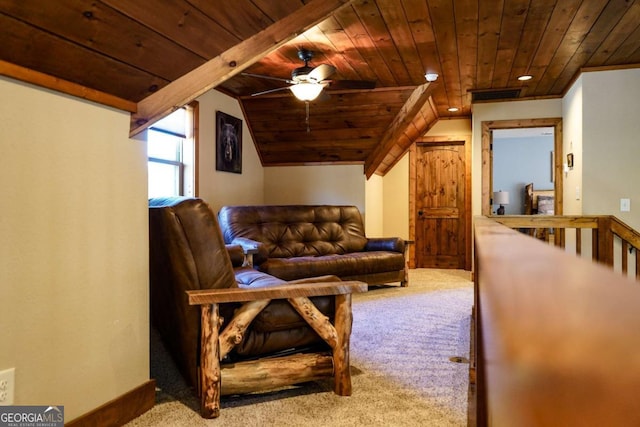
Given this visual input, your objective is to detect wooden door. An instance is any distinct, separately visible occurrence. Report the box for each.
[415,143,466,268]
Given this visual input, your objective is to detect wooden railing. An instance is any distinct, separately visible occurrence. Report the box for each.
[471,217,640,426]
[491,215,640,279]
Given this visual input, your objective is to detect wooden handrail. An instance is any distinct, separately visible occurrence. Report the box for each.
[492,214,640,279]
[491,214,600,229]
[473,217,640,425]
[611,216,640,245]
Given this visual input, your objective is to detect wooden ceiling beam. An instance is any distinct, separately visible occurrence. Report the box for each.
[0,60,137,113]
[376,102,438,176]
[130,0,355,136]
[364,82,438,178]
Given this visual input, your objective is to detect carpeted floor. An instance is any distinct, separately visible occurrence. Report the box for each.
[127,268,473,426]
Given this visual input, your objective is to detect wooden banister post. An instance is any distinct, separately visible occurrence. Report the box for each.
[592,227,599,262]
[597,217,614,266]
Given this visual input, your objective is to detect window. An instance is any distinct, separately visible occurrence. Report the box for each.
[147,102,198,198]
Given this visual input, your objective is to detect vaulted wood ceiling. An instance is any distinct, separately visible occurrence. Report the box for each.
[2,0,639,177]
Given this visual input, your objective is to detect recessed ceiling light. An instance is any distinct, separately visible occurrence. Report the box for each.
[448,107,459,112]
[518,75,533,81]
[425,73,439,82]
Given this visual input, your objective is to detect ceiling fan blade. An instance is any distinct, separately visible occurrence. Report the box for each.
[326,80,377,90]
[242,72,293,84]
[250,86,292,97]
[308,64,336,82]
[315,90,331,102]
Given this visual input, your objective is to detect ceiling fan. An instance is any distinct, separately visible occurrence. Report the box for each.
[242,49,375,102]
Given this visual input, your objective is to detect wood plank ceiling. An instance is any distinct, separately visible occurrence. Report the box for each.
[2,0,640,177]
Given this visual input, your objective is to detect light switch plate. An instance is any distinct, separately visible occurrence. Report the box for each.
[621,198,631,212]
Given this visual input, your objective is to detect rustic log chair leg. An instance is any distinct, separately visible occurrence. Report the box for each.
[333,293,353,395]
[288,295,354,396]
[401,241,412,287]
[200,304,222,418]
[189,282,366,418]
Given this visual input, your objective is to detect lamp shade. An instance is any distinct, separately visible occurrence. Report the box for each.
[493,191,509,205]
[289,82,323,101]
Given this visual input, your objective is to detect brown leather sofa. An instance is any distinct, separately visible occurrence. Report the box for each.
[218,204,408,286]
[149,197,366,417]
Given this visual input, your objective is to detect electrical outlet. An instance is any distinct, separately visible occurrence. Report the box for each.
[0,368,15,405]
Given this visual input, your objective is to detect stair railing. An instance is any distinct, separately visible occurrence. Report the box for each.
[491,215,640,280]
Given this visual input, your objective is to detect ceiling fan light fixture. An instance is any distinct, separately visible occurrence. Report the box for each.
[290,82,323,101]
[518,74,533,81]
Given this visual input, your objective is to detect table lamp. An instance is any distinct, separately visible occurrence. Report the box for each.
[493,191,509,215]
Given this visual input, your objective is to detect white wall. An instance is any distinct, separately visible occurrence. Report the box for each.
[562,75,584,216]
[382,155,409,239]
[365,173,384,235]
[263,164,366,211]
[428,118,473,137]
[0,78,149,421]
[582,68,640,230]
[200,90,371,229]
[196,90,264,213]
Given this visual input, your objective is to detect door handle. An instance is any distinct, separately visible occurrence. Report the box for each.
[418,210,424,217]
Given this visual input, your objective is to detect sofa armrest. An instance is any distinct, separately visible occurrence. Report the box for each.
[231,237,268,265]
[187,280,367,417]
[365,237,405,253]
[225,244,246,267]
[187,280,367,305]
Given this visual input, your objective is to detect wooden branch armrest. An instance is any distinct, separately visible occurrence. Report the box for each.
[193,280,365,418]
[187,281,367,305]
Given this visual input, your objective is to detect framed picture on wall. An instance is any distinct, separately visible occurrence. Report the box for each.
[216,111,242,174]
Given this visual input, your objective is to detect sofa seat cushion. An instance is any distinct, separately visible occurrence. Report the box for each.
[234,266,288,288]
[259,251,405,281]
[231,290,335,357]
[249,297,334,333]
[235,294,334,357]
[230,269,338,357]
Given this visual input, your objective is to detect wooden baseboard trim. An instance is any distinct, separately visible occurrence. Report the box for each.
[66,379,156,427]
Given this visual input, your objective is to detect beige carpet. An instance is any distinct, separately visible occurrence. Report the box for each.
[127,269,473,426]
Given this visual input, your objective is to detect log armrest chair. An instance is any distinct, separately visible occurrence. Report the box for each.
[149,197,367,418]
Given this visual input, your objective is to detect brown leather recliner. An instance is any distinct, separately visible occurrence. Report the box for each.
[149,197,366,418]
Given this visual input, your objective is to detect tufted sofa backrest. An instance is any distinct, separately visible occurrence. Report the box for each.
[219,205,368,259]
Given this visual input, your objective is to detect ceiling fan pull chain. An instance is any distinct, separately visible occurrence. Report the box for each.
[306,101,311,133]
